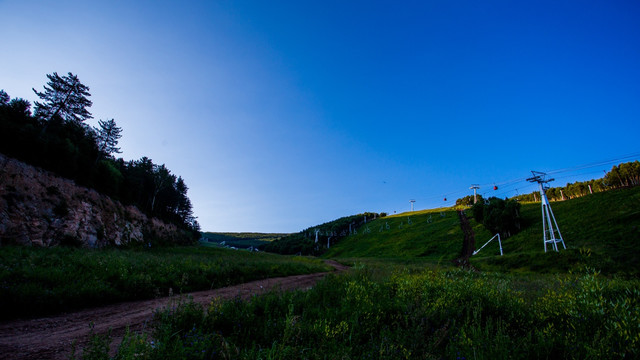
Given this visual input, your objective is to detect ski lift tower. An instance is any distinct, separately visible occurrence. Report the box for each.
[410,199,416,212]
[526,171,566,252]
[470,184,480,204]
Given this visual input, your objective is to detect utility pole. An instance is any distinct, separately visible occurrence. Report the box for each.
[470,185,480,204]
[527,171,566,252]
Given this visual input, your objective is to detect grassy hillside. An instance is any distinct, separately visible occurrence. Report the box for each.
[324,208,473,261]
[324,187,640,275]
[473,186,640,275]
[200,232,285,249]
[263,213,382,255]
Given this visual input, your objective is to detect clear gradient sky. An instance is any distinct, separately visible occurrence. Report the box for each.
[1,1,639,233]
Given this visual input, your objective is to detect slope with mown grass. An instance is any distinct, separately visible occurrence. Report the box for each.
[473,186,640,275]
[324,208,471,262]
[324,187,639,275]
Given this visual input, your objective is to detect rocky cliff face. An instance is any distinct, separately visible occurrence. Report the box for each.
[0,153,191,247]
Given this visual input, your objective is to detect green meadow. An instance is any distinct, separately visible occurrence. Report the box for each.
[0,245,330,320]
[78,264,640,359]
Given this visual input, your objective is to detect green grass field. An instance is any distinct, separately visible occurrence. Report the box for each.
[78,264,640,359]
[0,245,330,320]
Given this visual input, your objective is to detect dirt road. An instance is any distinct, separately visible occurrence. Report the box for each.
[0,260,349,360]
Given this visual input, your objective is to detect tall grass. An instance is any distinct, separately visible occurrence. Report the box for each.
[0,245,330,320]
[79,264,640,359]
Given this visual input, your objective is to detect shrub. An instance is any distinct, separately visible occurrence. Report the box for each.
[472,197,521,238]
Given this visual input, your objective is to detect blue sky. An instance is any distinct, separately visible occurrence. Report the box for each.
[1,0,639,233]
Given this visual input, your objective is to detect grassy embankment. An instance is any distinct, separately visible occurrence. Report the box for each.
[0,245,330,320]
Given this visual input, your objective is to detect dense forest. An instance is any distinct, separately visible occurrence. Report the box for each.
[0,72,199,237]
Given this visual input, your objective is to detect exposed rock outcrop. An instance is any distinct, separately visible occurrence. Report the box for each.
[0,153,192,247]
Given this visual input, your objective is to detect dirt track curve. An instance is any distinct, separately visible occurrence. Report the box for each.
[0,260,349,360]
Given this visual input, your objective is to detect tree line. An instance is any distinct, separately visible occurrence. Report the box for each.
[0,72,199,236]
[512,161,640,202]
[455,194,484,207]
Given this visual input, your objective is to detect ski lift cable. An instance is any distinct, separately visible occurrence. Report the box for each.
[475,176,531,190]
[419,188,469,202]
[483,182,537,199]
[486,152,639,188]
[473,153,639,192]
[545,152,640,176]
[550,170,610,182]
[472,165,612,202]
[412,152,638,207]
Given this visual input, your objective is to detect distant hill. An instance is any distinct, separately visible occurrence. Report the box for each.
[200,232,286,249]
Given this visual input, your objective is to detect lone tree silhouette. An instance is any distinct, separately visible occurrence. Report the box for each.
[95,118,123,157]
[33,72,92,124]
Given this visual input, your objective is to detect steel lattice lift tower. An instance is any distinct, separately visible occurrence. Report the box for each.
[527,171,566,252]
